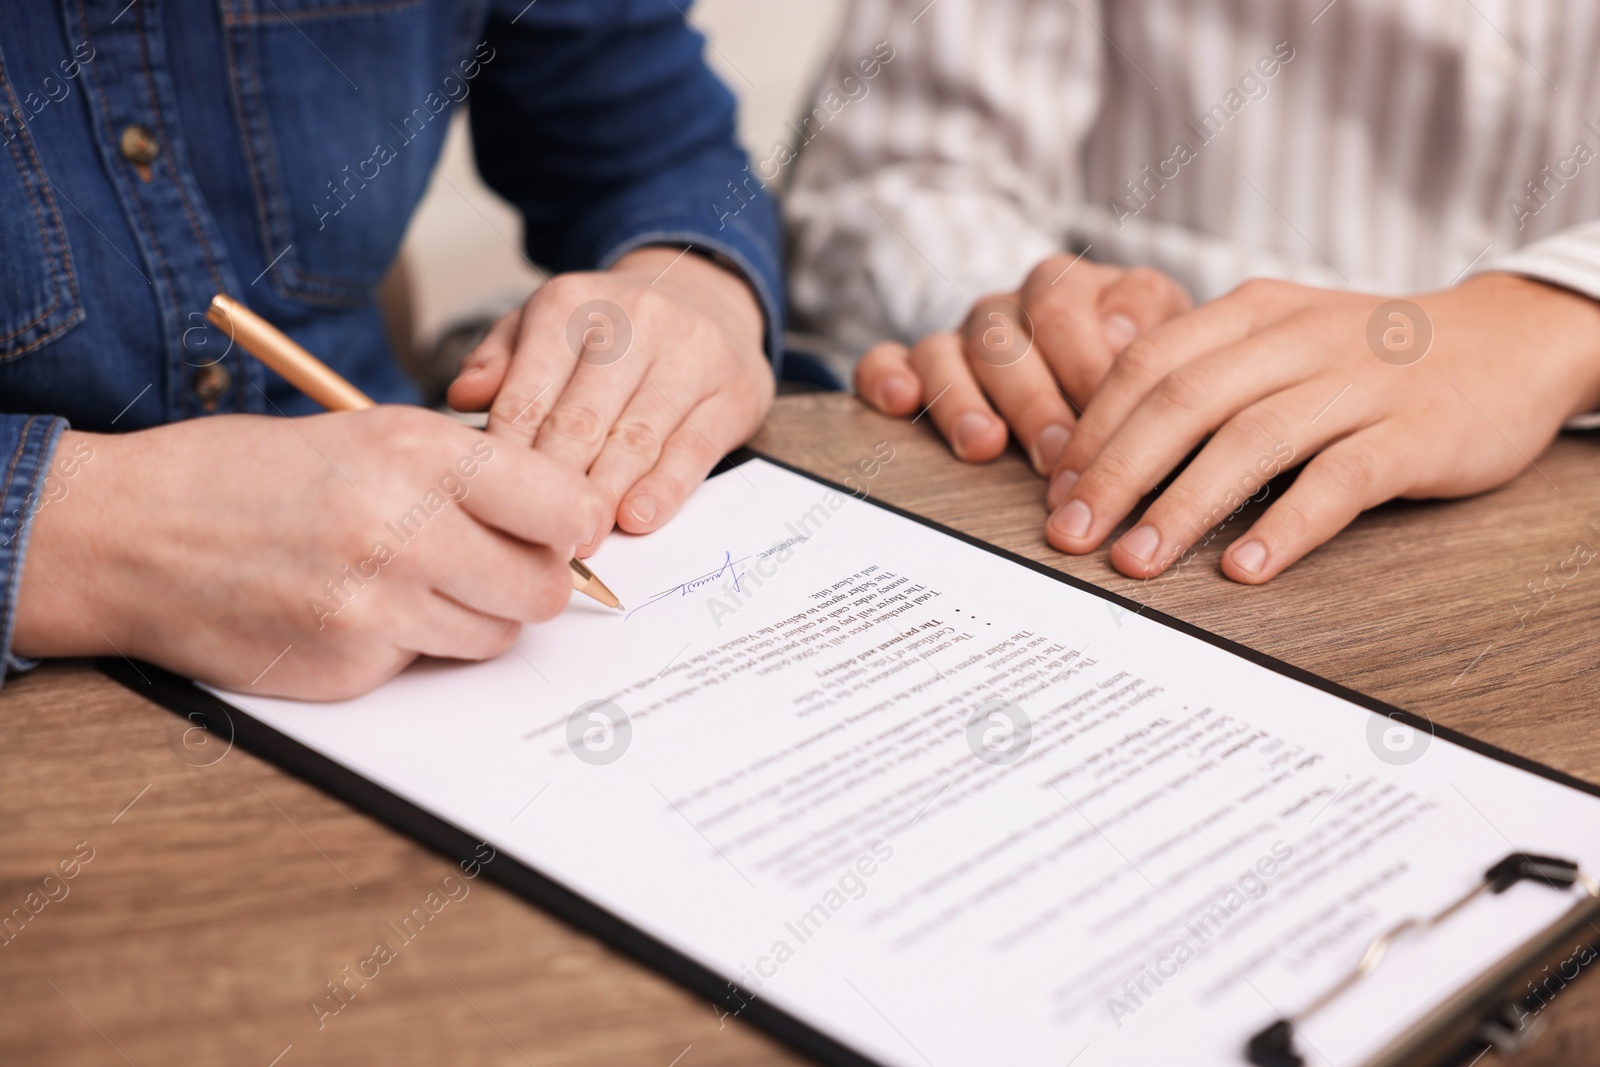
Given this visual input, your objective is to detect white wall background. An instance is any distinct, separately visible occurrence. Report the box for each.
[391,1,847,361]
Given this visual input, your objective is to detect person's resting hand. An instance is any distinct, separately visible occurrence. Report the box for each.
[1042,273,1600,583]
[446,247,774,557]
[12,408,604,700]
[854,256,1192,474]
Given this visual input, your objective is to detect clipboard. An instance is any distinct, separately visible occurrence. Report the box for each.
[101,448,1600,1066]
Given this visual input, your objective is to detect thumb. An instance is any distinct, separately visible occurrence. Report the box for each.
[1097,267,1193,354]
[445,308,520,413]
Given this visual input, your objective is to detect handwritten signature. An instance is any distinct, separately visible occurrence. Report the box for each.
[625,550,748,620]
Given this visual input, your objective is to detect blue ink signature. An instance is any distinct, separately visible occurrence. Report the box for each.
[625,550,748,620]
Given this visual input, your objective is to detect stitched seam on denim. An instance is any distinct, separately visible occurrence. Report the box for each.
[224,14,369,305]
[0,416,37,554]
[0,56,70,349]
[221,0,424,27]
[221,9,293,298]
[76,0,179,306]
[0,417,66,677]
[135,9,229,297]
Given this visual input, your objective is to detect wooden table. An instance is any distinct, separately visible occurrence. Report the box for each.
[3,392,1598,1066]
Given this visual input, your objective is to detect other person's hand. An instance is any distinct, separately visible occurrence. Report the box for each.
[447,247,774,557]
[12,407,603,699]
[854,256,1191,473]
[1042,273,1600,582]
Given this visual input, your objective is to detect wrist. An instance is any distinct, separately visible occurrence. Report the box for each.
[11,429,124,658]
[1453,272,1600,420]
[610,245,766,357]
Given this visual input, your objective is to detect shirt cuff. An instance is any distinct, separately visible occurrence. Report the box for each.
[0,415,68,686]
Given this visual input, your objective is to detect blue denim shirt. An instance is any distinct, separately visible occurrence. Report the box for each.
[0,0,782,676]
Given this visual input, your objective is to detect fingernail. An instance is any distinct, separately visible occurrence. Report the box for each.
[1232,539,1267,574]
[1033,424,1072,474]
[1047,468,1079,510]
[1102,312,1138,352]
[1117,524,1161,563]
[456,362,484,380]
[1049,498,1092,540]
[629,495,657,525]
[882,374,918,410]
[953,412,994,457]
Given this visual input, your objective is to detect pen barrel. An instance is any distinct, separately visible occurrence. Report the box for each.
[207,295,375,412]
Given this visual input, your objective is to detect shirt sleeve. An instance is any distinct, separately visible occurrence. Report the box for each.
[784,0,1103,356]
[0,414,67,685]
[471,0,784,368]
[1473,223,1600,429]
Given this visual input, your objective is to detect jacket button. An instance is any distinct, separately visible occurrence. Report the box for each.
[192,363,232,411]
[119,125,160,166]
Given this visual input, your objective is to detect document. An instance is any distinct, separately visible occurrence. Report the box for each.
[215,456,1600,1066]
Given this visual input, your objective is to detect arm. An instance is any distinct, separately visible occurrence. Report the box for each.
[784,0,1104,354]
[0,414,67,685]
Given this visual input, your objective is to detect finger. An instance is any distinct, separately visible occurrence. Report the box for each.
[907,332,1007,462]
[404,593,524,662]
[959,320,1078,474]
[531,337,653,474]
[1017,256,1124,406]
[1098,380,1366,576]
[431,523,578,623]
[463,440,604,548]
[578,381,684,555]
[1222,425,1411,584]
[1046,325,1330,547]
[485,278,595,447]
[616,385,760,535]
[1097,266,1192,352]
[855,341,922,416]
[446,307,521,413]
[1051,279,1300,484]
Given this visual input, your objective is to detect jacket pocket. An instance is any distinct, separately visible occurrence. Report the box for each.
[220,0,470,308]
[0,48,85,361]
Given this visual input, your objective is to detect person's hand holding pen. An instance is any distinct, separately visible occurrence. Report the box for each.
[11,407,605,699]
[446,246,774,558]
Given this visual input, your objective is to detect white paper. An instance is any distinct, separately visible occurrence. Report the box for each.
[213,458,1600,1066]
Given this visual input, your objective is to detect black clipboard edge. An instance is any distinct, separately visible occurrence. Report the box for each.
[94,653,879,1067]
[96,445,1600,1067]
[1366,890,1600,1067]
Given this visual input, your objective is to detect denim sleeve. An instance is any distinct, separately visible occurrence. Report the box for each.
[473,0,785,371]
[0,414,67,684]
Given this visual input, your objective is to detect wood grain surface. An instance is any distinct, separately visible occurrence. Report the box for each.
[2,392,1597,1066]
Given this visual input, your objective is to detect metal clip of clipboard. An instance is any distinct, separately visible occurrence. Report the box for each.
[1246,853,1600,1067]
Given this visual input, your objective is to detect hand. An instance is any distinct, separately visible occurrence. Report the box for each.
[12,408,603,699]
[1042,273,1600,583]
[854,256,1191,473]
[447,247,774,556]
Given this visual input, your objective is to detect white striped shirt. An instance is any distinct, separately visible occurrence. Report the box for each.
[784,0,1600,362]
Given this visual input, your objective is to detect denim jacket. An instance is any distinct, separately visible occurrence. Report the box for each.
[0,0,782,676]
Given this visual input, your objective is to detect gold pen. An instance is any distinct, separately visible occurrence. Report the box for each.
[206,293,623,611]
